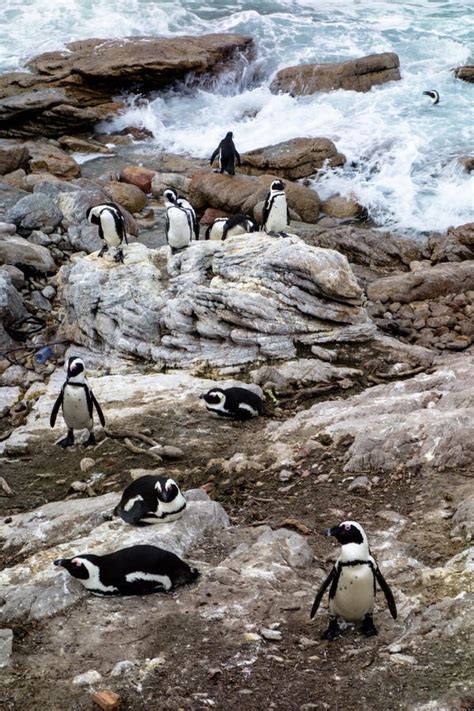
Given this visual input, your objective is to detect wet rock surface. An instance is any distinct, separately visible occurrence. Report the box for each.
[241,137,345,180]
[271,52,401,95]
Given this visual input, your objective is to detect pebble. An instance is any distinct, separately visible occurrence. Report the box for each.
[42,285,56,299]
[80,457,96,473]
[70,480,87,492]
[389,653,417,665]
[348,476,371,492]
[110,660,135,677]
[260,628,282,641]
[278,469,294,482]
[72,669,102,686]
[243,632,261,643]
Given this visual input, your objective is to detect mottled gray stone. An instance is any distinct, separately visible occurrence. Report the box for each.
[0,234,56,273]
[6,193,63,235]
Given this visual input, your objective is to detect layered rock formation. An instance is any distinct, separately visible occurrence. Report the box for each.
[240,137,345,179]
[0,34,253,137]
[454,65,474,83]
[270,52,401,95]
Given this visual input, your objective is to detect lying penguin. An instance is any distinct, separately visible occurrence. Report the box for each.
[310,521,397,640]
[86,202,128,263]
[200,386,263,421]
[205,213,258,241]
[114,475,187,526]
[54,544,199,596]
[50,356,105,448]
[210,131,241,175]
[262,179,290,236]
[163,188,199,241]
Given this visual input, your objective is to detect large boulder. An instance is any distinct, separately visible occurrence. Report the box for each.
[271,52,401,95]
[0,35,253,138]
[189,172,320,223]
[58,236,374,367]
[26,141,80,179]
[367,261,474,304]
[5,193,63,235]
[430,223,474,263]
[0,234,56,274]
[120,165,156,194]
[103,181,147,213]
[0,184,28,220]
[0,139,29,175]
[240,137,345,179]
[454,65,474,83]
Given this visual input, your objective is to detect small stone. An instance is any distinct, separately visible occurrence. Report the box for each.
[348,476,371,492]
[110,660,135,677]
[41,285,56,300]
[91,690,121,710]
[0,628,13,668]
[73,669,102,686]
[80,457,96,473]
[243,632,261,643]
[159,445,185,459]
[70,480,87,492]
[279,469,294,482]
[389,653,417,665]
[261,628,282,641]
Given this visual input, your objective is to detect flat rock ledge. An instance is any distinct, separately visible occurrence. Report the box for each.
[0,34,253,138]
[240,137,345,180]
[58,237,374,367]
[270,52,401,95]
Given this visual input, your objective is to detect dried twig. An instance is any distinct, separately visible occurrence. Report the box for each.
[104,428,159,447]
[0,476,14,496]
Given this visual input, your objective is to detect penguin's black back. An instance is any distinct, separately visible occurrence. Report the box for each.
[220,135,237,174]
[114,475,165,525]
[224,387,263,415]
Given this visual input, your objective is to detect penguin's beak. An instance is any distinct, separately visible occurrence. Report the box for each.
[325,526,338,537]
[199,393,204,400]
[53,559,64,567]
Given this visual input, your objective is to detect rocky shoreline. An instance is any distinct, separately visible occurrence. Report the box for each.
[0,31,473,711]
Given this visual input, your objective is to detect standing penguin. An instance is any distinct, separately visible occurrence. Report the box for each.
[86,203,128,263]
[210,131,241,176]
[114,475,187,526]
[163,188,199,241]
[50,356,105,448]
[54,544,199,596]
[200,386,263,420]
[423,90,440,105]
[262,180,290,235]
[310,521,397,640]
[165,193,194,254]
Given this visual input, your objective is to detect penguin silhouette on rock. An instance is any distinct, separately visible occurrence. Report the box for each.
[50,356,105,448]
[210,132,241,175]
[86,202,128,263]
[310,521,397,640]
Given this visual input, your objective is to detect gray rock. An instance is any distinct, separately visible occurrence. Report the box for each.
[0,221,16,235]
[0,269,27,326]
[72,669,102,686]
[58,236,374,368]
[451,495,474,541]
[0,139,29,175]
[57,188,109,226]
[0,628,13,668]
[0,386,21,416]
[28,229,52,246]
[41,285,56,299]
[250,358,360,394]
[67,222,102,253]
[0,234,56,273]
[0,184,29,220]
[241,137,345,180]
[6,193,63,235]
[30,290,52,311]
[348,475,371,492]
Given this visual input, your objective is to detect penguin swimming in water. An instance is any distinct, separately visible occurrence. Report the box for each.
[310,521,397,641]
[165,193,195,254]
[200,386,263,420]
[423,90,440,105]
[54,544,199,596]
[86,203,128,263]
[163,188,199,241]
[50,356,105,448]
[205,214,258,241]
[210,132,241,176]
[114,475,187,526]
[262,180,290,235]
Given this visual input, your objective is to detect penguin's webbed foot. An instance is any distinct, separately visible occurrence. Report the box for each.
[58,430,74,448]
[98,244,108,258]
[83,431,96,448]
[321,617,341,641]
[361,614,378,637]
[113,249,124,263]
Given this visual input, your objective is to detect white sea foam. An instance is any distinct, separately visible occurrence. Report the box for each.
[1,0,473,233]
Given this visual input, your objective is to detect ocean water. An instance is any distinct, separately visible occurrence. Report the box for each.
[1,0,473,233]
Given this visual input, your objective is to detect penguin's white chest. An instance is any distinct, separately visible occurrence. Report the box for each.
[167,207,192,249]
[208,220,226,241]
[265,194,288,232]
[62,386,92,430]
[330,564,375,621]
[101,212,121,247]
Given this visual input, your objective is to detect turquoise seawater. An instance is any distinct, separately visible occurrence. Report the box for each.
[1,1,473,232]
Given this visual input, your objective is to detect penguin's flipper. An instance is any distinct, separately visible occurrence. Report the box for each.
[91,391,106,427]
[165,210,170,245]
[235,148,241,166]
[287,205,291,225]
[310,566,337,619]
[116,499,152,526]
[50,387,64,427]
[210,146,220,165]
[375,566,397,619]
[262,192,271,229]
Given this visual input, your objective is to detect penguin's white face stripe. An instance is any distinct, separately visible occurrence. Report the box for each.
[123,494,144,512]
[165,479,174,491]
[74,558,118,593]
[125,571,172,590]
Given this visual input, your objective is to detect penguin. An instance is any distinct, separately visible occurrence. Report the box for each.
[205,214,258,241]
[50,356,105,448]
[200,386,263,421]
[86,202,128,263]
[209,131,241,176]
[262,180,290,235]
[310,521,397,641]
[54,544,199,596]
[165,193,194,254]
[163,188,199,241]
[423,90,440,105]
[114,475,187,526]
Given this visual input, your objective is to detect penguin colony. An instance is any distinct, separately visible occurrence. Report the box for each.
[53,132,400,635]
